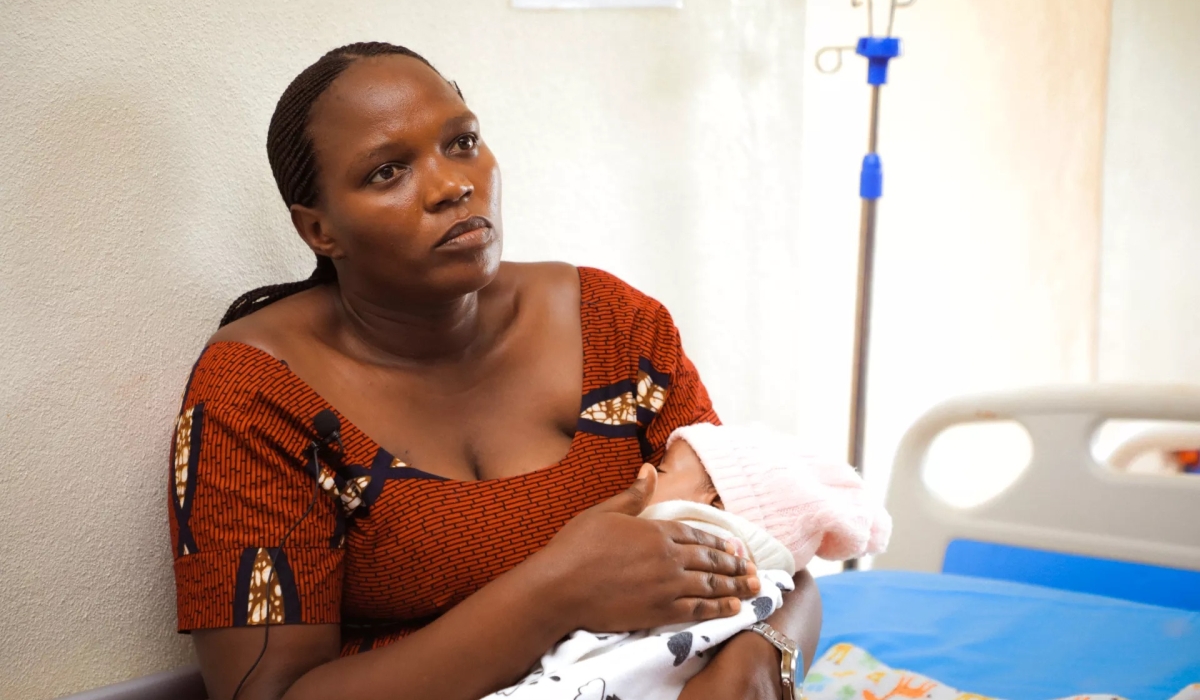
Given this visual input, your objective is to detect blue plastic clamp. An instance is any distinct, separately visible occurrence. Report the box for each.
[855,37,902,86]
[860,153,883,200]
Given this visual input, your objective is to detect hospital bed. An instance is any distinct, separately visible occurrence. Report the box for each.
[62,386,1200,700]
[816,385,1200,699]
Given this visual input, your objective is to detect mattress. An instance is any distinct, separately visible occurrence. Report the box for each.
[814,570,1200,699]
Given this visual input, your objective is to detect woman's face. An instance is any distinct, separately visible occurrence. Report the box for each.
[298,55,503,304]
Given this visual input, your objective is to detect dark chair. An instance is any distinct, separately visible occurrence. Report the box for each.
[57,666,206,700]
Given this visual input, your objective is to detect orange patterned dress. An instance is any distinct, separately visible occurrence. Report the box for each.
[168,267,719,655]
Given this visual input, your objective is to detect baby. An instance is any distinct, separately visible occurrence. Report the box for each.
[644,423,892,567]
[485,423,892,700]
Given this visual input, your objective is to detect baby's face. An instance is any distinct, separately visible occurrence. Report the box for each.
[644,440,722,508]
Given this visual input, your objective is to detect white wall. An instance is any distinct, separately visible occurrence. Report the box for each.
[1100,0,1200,384]
[0,0,1112,697]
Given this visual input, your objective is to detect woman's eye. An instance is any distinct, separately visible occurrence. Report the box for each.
[368,164,401,184]
[453,134,479,151]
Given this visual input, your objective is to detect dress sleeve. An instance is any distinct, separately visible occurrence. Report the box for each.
[637,302,721,463]
[168,352,343,632]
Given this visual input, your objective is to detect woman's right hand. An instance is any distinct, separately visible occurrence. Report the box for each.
[531,464,761,633]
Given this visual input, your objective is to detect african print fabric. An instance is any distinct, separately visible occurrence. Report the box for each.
[168,267,719,655]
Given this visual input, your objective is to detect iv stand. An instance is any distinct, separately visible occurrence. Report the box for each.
[815,0,912,570]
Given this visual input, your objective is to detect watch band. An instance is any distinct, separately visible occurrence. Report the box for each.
[750,622,806,700]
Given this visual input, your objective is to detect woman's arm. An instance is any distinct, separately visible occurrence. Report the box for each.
[195,557,569,700]
[766,570,823,674]
[678,570,823,700]
[196,469,761,700]
[195,538,582,700]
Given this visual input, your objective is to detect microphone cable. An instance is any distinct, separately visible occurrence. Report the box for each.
[230,410,342,700]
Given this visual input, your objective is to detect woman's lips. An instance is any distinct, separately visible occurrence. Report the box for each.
[436,215,494,249]
[438,226,493,249]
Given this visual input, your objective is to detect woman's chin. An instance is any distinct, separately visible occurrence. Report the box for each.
[425,248,504,299]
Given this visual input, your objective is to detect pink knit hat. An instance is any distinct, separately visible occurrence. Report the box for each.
[666,423,891,568]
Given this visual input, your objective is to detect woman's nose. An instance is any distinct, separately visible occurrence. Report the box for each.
[426,165,474,211]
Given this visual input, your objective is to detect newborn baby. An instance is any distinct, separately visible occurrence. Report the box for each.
[485,423,892,700]
[645,423,893,567]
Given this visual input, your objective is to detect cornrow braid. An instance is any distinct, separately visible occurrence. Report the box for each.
[218,256,337,328]
[219,42,464,328]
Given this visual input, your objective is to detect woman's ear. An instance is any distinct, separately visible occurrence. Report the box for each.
[290,204,345,260]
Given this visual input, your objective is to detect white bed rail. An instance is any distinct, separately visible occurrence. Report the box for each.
[873,385,1200,574]
[1106,422,1200,471]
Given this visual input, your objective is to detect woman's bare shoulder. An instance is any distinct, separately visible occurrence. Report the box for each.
[502,260,578,287]
[501,262,667,323]
[499,260,581,310]
[206,286,330,360]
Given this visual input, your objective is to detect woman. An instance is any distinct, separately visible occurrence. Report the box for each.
[169,42,822,700]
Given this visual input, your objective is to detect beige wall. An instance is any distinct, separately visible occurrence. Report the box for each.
[1100,0,1200,383]
[0,1,1111,697]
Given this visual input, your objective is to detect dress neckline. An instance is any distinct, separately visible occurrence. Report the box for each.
[207,266,595,484]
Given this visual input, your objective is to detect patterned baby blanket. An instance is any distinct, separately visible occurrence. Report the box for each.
[805,644,1200,700]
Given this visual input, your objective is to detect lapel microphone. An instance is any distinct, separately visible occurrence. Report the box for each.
[313,408,343,453]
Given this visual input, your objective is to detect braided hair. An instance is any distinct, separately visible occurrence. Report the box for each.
[219,42,463,328]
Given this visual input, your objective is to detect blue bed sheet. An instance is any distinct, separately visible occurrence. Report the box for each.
[815,570,1200,700]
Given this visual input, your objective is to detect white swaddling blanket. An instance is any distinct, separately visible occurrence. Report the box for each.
[483,501,796,700]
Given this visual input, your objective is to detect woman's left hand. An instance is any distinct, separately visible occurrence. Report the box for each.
[680,569,823,700]
[677,631,784,700]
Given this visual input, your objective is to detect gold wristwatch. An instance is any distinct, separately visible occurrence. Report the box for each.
[749,621,806,700]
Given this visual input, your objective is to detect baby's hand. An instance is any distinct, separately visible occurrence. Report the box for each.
[727,537,749,560]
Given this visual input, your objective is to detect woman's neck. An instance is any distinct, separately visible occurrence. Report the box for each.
[331,284,494,365]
